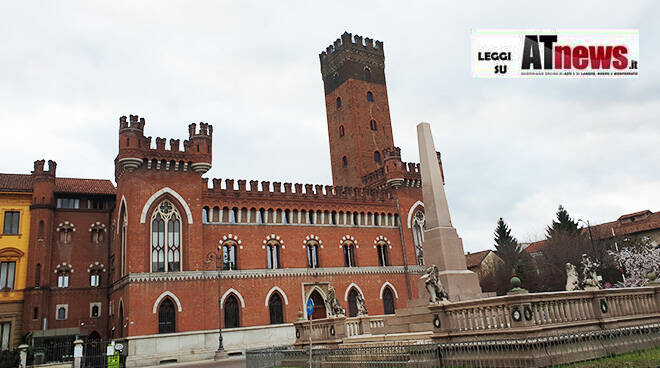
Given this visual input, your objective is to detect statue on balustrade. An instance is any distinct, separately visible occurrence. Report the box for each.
[580,254,601,291]
[565,263,580,291]
[325,285,346,317]
[356,293,368,316]
[421,264,449,303]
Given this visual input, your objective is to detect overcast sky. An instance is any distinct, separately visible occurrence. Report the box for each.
[1,1,658,252]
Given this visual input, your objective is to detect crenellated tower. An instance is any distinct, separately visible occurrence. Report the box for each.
[115,114,213,180]
[320,32,395,188]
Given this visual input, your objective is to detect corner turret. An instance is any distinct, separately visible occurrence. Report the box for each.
[31,159,56,207]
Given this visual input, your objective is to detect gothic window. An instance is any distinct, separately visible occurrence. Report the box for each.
[89,264,104,287]
[364,67,371,81]
[33,307,38,320]
[347,289,359,317]
[151,200,181,272]
[257,209,265,224]
[224,295,240,328]
[120,206,127,276]
[57,222,75,244]
[306,242,319,268]
[158,298,176,333]
[89,222,106,244]
[56,305,68,320]
[383,287,395,314]
[202,207,209,223]
[342,156,348,168]
[366,91,374,102]
[56,264,72,288]
[374,151,381,164]
[339,125,345,137]
[342,241,356,267]
[38,220,44,238]
[370,119,377,131]
[268,292,284,324]
[412,211,426,266]
[336,97,342,109]
[283,210,290,224]
[376,242,390,266]
[91,304,100,318]
[222,240,238,270]
[230,208,238,224]
[0,262,15,290]
[266,241,281,269]
[308,210,314,224]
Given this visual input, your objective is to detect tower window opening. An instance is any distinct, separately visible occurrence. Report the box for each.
[364,67,371,82]
[339,125,345,137]
[374,151,381,164]
[370,120,377,131]
[336,97,342,109]
[366,91,374,102]
[342,156,348,168]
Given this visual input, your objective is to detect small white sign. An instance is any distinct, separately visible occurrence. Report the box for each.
[106,344,115,356]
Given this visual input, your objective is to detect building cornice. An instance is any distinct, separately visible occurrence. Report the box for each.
[111,265,425,291]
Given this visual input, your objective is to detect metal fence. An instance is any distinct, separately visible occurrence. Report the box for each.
[27,338,74,366]
[246,324,660,368]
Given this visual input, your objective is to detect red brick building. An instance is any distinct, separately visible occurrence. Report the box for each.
[13,32,438,347]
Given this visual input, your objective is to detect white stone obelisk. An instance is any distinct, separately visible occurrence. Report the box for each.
[417,122,482,301]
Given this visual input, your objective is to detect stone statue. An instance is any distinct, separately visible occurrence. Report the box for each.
[356,293,368,316]
[325,285,346,317]
[565,263,579,291]
[420,264,449,303]
[580,254,601,290]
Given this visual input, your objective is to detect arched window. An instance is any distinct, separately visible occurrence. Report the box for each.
[268,292,284,324]
[342,156,348,168]
[308,210,314,224]
[202,207,209,223]
[306,242,319,268]
[57,306,67,320]
[412,211,425,266]
[120,205,127,276]
[376,242,389,266]
[308,290,326,320]
[91,305,100,318]
[158,298,175,333]
[342,241,356,267]
[383,287,395,315]
[35,263,41,287]
[283,210,290,224]
[257,209,265,224]
[364,67,371,81]
[222,240,238,270]
[151,200,181,272]
[224,294,240,328]
[266,241,281,269]
[347,289,359,317]
[339,125,345,137]
[90,268,102,287]
[336,97,342,109]
[369,120,377,131]
[366,91,374,102]
[230,208,238,224]
[374,151,381,164]
[90,223,105,244]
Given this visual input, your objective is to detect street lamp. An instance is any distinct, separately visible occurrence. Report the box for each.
[206,246,227,360]
[577,218,597,256]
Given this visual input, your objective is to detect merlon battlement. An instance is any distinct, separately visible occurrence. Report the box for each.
[203,177,390,202]
[119,115,145,132]
[32,159,57,176]
[319,31,384,61]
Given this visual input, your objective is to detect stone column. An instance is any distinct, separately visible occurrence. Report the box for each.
[73,339,84,368]
[417,122,482,301]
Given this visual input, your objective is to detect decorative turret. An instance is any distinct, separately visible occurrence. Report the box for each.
[31,159,56,207]
[382,147,404,189]
[115,115,213,180]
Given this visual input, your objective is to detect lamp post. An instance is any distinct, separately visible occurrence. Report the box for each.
[206,246,227,360]
[577,219,597,256]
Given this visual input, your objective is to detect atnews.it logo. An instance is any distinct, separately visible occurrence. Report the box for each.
[471,30,639,78]
[521,35,637,71]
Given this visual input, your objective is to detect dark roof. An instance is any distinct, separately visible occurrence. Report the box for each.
[0,174,33,192]
[0,173,115,195]
[465,250,492,268]
[55,178,115,195]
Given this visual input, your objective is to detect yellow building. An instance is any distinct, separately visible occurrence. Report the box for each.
[0,175,32,351]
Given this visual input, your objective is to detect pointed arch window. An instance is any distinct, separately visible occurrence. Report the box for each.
[151,200,181,273]
[366,91,374,102]
[158,298,176,333]
[336,97,342,109]
[383,287,395,314]
[268,292,284,324]
[370,120,377,131]
[120,206,127,276]
[224,294,240,328]
[412,211,425,266]
[342,156,348,168]
[347,289,359,317]
[339,125,345,137]
[364,67,371,82]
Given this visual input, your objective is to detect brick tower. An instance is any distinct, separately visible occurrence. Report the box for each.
[320,32,395,188]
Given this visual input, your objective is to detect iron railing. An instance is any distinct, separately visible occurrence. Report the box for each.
[247,324,660,368]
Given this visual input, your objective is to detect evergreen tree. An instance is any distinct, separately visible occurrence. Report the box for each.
[546,205,579,238]
[494,217,522,273]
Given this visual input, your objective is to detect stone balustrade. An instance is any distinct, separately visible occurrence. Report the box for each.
[293,286,660,347]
